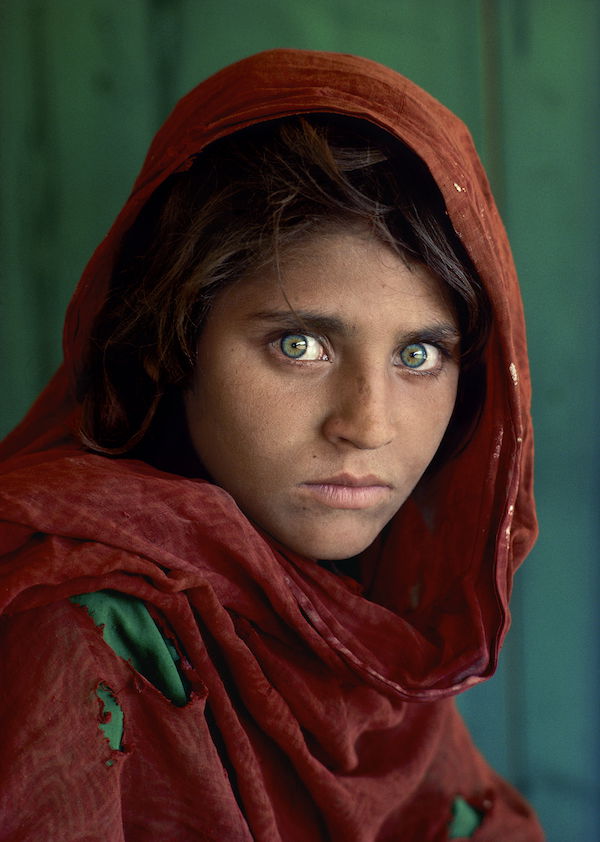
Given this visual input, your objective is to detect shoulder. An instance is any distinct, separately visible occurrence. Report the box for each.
[0,596,249,841]
[0,599,128,838]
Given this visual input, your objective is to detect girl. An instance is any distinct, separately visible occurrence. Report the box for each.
[0,49,543,840]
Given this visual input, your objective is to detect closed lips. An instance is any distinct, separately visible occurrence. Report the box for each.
[305,473,391,488]
[300,475,392,509]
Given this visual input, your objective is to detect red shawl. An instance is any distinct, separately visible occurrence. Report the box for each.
[0,49,542,840]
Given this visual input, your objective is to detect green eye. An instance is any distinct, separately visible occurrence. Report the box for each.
[400,343,428,368]
[280,334,309,358]
[279,333,327,361]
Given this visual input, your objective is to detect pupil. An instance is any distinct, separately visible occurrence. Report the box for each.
[403,343,427,367]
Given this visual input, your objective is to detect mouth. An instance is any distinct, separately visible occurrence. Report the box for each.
[300,473,393,510]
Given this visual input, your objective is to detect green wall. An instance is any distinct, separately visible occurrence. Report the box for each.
[1,2,598,837]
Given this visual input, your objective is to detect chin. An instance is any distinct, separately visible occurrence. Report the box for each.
[284,528,380,562]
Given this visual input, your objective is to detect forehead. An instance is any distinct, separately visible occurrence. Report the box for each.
[212,228,458,331]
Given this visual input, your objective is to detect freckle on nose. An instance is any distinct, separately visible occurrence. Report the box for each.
[356,376,370,397]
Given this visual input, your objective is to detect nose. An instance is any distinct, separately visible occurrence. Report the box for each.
[321,370,395,450]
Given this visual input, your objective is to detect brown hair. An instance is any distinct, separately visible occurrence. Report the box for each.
[78,116,490,464]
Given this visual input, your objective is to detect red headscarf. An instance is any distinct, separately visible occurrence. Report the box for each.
[0,50,542,840]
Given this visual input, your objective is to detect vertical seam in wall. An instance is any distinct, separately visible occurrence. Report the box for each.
[479,0,530,794]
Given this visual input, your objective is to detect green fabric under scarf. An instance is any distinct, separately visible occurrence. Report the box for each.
[71,590,481,836]
[71,590,189,749]
[449,795,483,838]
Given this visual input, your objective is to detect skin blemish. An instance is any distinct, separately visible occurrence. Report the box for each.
[509,362,518,385]
[356,375,370,397]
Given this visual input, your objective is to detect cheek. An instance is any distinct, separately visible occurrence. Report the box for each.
[438,377,460,427]
[414,376,459,459]
[187,363,293,480]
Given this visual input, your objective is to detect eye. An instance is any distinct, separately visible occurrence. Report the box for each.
[398,342,441,372]
[279,333,328,361]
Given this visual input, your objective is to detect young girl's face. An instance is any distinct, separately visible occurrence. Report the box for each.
[185,228,460,560]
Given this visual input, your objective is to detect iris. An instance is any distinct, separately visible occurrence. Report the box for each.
[400,342,428,368]
[280,334,309,358]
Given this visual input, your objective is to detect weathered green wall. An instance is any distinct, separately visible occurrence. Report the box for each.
[1,2,598,837]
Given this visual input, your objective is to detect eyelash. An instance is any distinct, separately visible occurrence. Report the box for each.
[270,331,454,376]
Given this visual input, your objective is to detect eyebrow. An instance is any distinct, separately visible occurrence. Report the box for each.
[247,309,461,344]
